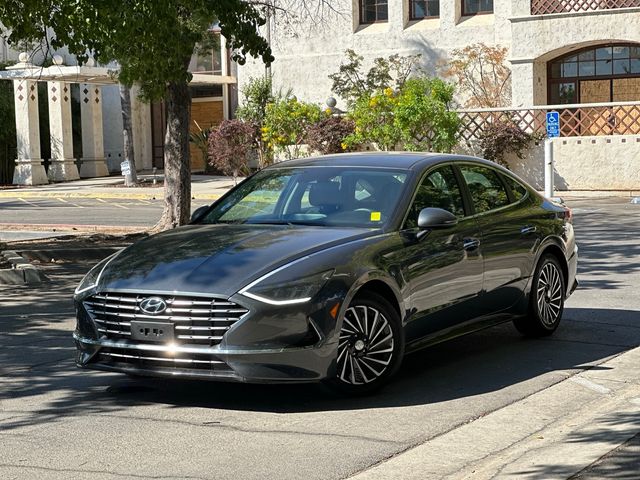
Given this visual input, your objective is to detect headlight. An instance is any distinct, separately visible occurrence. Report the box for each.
[239,268,334,305]
[74,251,121,295]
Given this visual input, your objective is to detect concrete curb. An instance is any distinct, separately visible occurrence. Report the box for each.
[0,250,49,285]
[0,223,147,234]
[0,191,222,200]
[350,346,640,480]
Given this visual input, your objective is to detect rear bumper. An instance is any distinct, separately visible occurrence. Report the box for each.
[74,333,336,383]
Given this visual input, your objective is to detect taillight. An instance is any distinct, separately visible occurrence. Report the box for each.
[563,206,573,224]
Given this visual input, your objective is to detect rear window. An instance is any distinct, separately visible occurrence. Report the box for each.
[502,175,528,202]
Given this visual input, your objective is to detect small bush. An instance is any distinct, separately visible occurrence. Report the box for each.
[478,120,542,168]
[208,119,254,184]
[262,97,325,160]
[305,116,355,155]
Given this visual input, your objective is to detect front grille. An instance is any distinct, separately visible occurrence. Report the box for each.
[96,346,233,374]
[83,291,248,346]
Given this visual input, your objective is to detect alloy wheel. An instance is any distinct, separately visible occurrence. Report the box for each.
[536,262,563,326]
[336,305,395,385]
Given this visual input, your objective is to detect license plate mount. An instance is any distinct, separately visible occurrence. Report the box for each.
[130,320,175,343]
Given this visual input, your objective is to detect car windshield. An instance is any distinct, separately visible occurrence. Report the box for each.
[200,167,410,228]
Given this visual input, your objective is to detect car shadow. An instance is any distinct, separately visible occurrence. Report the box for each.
[1,306,638,433]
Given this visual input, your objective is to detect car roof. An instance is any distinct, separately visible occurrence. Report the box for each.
[266,152,497,171]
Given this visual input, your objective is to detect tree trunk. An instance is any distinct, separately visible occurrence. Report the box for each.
[119,84,137,186]
[154,81,192,231]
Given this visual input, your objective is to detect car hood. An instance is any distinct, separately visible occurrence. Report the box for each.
[99,224,377,297]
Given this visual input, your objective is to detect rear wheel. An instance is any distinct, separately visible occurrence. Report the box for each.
[327,293,404,395]
[514,254,565,337]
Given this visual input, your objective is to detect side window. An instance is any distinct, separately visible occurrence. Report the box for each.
[459,165,510,214]
[502,174,528,202]
[404,166,465,229]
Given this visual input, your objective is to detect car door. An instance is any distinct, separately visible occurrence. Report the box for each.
[456,164,540,314]
[398,165,484,343]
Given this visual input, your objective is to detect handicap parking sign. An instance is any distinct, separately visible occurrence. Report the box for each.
[546,111,560,138]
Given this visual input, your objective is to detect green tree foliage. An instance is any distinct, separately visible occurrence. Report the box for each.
[0,0,273,229]
[328,49,421,107]
[344,79,460,153]
[262,96,325,160]
[235,76,274,167]
[394,78,460,152]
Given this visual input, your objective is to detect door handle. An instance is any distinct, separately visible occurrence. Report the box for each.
[521,225,537,235]
[463,238,480,251]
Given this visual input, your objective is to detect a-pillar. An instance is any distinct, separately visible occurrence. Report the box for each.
[79,84,109,178]
[47,81,79,181]
[12,79,48,185]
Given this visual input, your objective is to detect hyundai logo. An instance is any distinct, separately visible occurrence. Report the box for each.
[139,297,167,315]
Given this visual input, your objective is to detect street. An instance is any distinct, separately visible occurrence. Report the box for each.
[0,196,213,228]
[1,196,639,479]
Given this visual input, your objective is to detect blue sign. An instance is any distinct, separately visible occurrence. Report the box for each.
[546,111,560,138]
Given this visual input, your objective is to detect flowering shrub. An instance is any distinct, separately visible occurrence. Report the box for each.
[305,116,355,155]
[344,78,460,153]
[262,97,325,160]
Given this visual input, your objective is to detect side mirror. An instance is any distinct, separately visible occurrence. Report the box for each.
[417,208,458,229]
[190,205,209,223]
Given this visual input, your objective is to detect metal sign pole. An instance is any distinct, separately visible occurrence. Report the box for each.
[545,111,560,198]
[544,138,554,198]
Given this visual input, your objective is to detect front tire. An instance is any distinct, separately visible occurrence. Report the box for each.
[327,293,404,395]
[514,254,566,337]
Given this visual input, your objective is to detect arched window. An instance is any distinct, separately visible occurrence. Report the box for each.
[548,43,640,104]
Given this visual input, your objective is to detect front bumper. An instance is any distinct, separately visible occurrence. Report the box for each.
[74,333,337,383]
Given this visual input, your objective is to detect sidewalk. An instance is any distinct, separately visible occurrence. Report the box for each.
[350,345,640,480]
[0,173,238,201]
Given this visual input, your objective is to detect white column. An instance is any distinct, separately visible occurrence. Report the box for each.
[47,81,79,181]
[79,83,109,178]
[130,85,153,170]
[12,79,48,185]
[220,35,230,120]
[510,62,536,107]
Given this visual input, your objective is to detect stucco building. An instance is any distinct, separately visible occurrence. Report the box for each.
[238,0,640,109]
[236,0,640,191]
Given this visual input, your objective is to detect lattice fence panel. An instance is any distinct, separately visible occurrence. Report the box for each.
[531,0,640,15]
[458,105,640,140]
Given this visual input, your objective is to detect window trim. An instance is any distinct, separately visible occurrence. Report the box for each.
[359,0,389,24]
[408,0,440,21]
[461,0,494,17]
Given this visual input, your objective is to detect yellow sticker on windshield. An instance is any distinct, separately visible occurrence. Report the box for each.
[370,211,381,222]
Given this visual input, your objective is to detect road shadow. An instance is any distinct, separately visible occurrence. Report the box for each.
[1,304,638,431]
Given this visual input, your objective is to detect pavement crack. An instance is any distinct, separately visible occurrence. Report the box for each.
[93,412,402,445]
[0,463,209,480]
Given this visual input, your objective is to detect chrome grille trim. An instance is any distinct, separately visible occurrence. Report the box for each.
[84,291,249,346]
[100,351,226,365]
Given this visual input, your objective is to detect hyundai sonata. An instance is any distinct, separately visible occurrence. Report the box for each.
[74,153,578,394]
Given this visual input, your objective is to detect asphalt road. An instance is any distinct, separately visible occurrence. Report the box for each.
[0,196,212,227]
[1,197,639,479]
